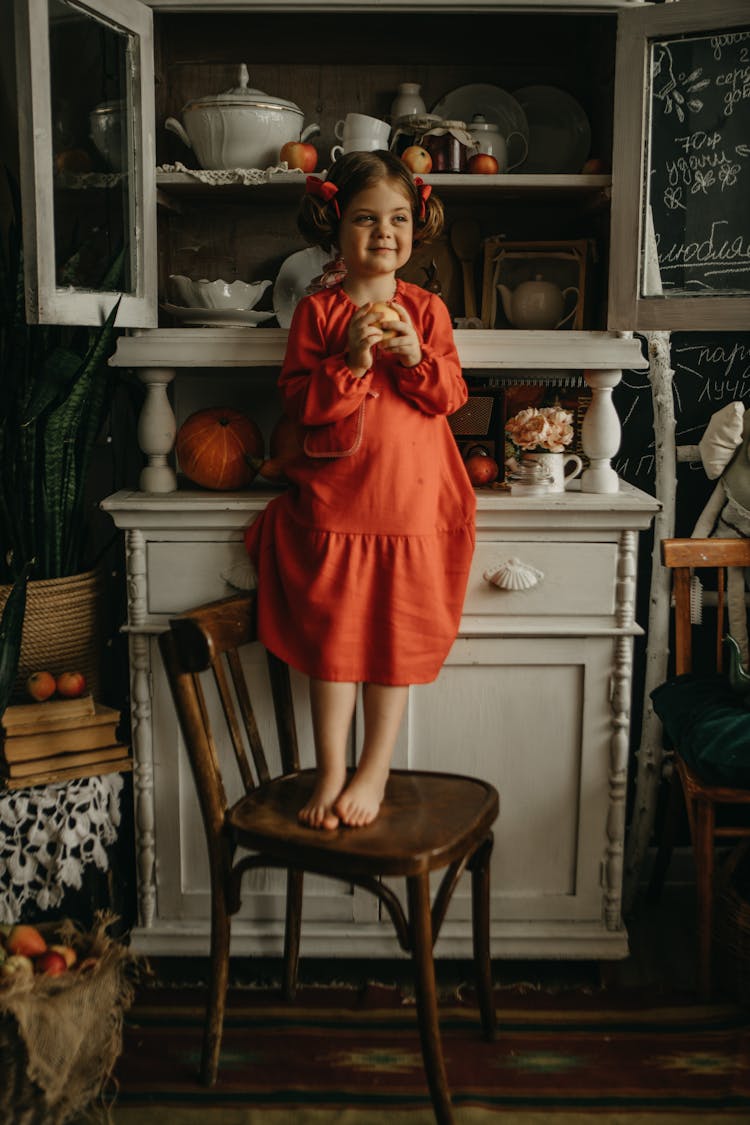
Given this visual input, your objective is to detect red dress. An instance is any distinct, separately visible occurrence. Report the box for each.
[244,279,476,685]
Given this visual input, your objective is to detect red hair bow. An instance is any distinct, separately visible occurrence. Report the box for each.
[414,177,432,220]
[306,176,340,218]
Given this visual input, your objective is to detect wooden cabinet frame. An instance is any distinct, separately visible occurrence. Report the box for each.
[15,0,157,326]
[609,0,750,330]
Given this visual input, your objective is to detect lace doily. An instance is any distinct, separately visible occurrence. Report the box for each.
[0,774,123,922]
[157,160,308,186]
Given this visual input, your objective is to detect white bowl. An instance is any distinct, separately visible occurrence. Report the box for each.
[169,275,272,310]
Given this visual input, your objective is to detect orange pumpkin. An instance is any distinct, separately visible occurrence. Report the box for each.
[176,408,264,490]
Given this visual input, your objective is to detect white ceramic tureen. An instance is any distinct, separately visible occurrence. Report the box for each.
[164,64,320,171]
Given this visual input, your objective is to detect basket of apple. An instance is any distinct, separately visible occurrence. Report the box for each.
[0,916,141,1125]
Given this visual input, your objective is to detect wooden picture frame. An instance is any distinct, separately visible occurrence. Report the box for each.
[480,239,593,331]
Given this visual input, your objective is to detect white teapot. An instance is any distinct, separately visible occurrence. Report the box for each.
[497,274,579,329]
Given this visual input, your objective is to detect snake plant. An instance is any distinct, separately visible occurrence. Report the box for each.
[0,172,122,585]
[0,566,29,718]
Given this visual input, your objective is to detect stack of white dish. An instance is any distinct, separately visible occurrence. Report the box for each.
[164,276,275,326]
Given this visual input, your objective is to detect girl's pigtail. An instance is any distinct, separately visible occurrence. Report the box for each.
[298,176,341,252]
[413,183,444,245]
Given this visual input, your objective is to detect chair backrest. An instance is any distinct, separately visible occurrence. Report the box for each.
[158,592,300,842]
[661,538,750,676]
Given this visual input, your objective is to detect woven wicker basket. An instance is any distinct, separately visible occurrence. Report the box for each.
[0,569,104,701]
[0,917,139,1125]
[715,841,750,1005]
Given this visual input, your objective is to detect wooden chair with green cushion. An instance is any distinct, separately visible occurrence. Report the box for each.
[649,538,750,1000]
[159,591,500,1125]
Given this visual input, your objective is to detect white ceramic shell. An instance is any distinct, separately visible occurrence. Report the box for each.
[164,64,319,170]
[169,275,272,310]
[483,557,544,591]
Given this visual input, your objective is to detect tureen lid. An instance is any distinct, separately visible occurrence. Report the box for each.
[183,63,303,115]
[91,99,124,116]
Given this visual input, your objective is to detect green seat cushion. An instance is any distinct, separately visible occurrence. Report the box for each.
[651,674,750,788]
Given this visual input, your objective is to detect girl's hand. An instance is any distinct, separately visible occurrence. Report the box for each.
[346,303,383,376]
[377,301,422,368]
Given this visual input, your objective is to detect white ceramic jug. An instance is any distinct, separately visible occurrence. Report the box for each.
[467,114,528,172]
[390,83,427,121]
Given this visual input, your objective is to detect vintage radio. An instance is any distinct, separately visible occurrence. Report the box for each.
[448,380,506,463]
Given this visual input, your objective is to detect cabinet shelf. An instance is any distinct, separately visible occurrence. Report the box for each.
[110,327,644,370]
[155,170,612,207]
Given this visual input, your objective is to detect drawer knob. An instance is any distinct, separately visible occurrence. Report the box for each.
[483,557,544,591]
[220,559,257,591]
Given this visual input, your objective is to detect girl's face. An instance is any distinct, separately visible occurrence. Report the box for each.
[337,179,413,280]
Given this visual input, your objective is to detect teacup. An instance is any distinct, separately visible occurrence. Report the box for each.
[330,113,390,160]
[520,451,584,493]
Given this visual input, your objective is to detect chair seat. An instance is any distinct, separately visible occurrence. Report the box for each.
[651,673,750,789]
[228,768,499,878]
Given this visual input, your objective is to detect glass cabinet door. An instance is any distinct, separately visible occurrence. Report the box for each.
[609,0,750,331]
[14,0,156,326]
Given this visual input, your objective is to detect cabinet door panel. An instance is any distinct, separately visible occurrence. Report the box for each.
[149,638,371,925]
[14,0,156,326]
[407,636,615,923]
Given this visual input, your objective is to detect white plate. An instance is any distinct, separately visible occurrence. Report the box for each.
[513,86,591,174]
[273,246,331,329]
[430,83,529,170]
[161,303,276,327]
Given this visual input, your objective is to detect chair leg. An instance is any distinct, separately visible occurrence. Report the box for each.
[693,798,715,1002]
[202,886,231,1086]
[647,768,683,903]
[470,835,496,1041]
[283,867,303,1000]
[407,873,454,1125]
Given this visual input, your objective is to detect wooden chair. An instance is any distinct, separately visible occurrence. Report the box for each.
[649,538,750,1000]
[159,592,499,1125]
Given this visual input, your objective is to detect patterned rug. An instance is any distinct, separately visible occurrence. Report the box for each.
[108,983,750,1123]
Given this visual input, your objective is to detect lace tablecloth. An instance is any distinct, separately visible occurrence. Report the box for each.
[0,774,123,922]
[157,160,309,186]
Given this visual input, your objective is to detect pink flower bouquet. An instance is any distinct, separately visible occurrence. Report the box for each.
[505,406,574,453]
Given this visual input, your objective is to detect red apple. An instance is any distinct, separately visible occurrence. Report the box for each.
[35,950,68,976]
[467,153,499,175]
[6,924,47,958]
[258,415,305,482]
[581,156,608,174]
[279,140,317,172]
[49,943,77,969]
[26,670,56,702]
[56,670,86,698]
[401,146,432,174]
[465,452,499,486]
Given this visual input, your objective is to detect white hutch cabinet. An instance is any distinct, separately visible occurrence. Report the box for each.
[14,0,748,957]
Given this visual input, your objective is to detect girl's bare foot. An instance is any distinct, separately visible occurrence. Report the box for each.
[298,771,346,830]
[334,765,388,827]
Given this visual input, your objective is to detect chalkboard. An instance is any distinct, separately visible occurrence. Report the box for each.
[614,331,750,534]
[648,27,750,295]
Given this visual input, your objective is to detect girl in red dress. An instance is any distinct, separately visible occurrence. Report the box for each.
[245,151,475,830]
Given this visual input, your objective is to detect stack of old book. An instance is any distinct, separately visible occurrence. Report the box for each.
[0,693,131,789]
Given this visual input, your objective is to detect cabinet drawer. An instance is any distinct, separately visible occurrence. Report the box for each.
[464,541,616,618]
[147,541,248,614]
